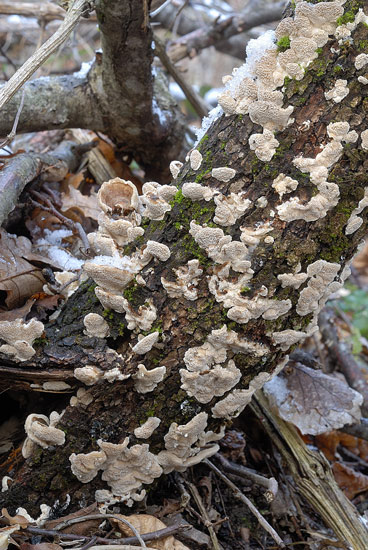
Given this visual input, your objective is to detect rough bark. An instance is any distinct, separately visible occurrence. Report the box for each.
[1,0,368,535]
[0,0,186,180]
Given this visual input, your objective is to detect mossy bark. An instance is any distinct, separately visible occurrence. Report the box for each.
[1,0,368,517]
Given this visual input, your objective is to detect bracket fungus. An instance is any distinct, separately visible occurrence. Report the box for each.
[0,318,44,362]
[23,412,65,458]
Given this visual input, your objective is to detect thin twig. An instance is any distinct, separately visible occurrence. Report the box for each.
[204,459,285,548]
[215,454,278,502]
[153,34,208,120]
[0,88,25,149]
[53,514,146,548]
[25,524,188,546]
[29,190,90,252]
[0,0,91,112]
[186,481,221,550]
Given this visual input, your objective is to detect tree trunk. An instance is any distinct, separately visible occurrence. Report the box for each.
[1,0,368,522]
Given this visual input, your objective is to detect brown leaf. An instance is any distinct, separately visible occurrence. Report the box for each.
[0,524,21,550]
[2,508,29,528]
[110,514,190,550]
[264,364,363,435]
[61,185,100,221]
[0,230,45,308]
[45,504,99,535]
[332,462,368,499]
[21,544,62,550]
[314,431,368,462]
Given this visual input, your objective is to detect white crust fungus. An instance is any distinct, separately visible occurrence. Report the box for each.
[180,360,241,403]
[133,364,166,393]
[211,167,236,182]
[189,150,203,171]
[132,332,159,354]
[74,365,103,385]
[157,412,222,473]
[83,313,110,338]
[270,326,318,351]
[249,130,279,162]
[361,129,368,151]
[0,318,44,362]
[70,437,163,500]
[272,174,299,199]
[212,357,289,418]
[213,192,251,226]
[143,240,171,262]
[169,160,183,179]
[161,259,203,300]
[208,267,291,324]
[296,260,341,316]
[277,123,355,222]
[180,325,269,403]
[355,53,368,70]
[345,188,368,235]
[134,417,161,439]
[23,412,65,458]
[324,79,349,103]
[182,182,215,202]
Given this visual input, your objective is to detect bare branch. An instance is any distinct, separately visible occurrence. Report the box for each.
[167,2,286,62]
[0,1,65,20]
[0,0,91,112]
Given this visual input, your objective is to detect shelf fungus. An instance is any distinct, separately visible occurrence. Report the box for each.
[0,318,44,362]
[277,122,356,223]
[134,417,161,439]
[211,357,289,418]
[83,313,110,339]
[22,412,65,458]
[157,412,223,473]
[132,332,160,355]
[133,364,166,393]
[70,438,163,501]
[161,259,203,300]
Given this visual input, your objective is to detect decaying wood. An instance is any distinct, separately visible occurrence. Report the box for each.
[251,392,368,550]
[0,3,367,545]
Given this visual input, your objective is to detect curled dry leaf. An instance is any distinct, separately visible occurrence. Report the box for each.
[20,544,62,550]
[332,462,368,500]
[264,364,363,435]
[0,524,21,550]
[0,230,46,308]
[2,508,30,528]
[314,430,368,461]
[110,514,190,550]
[61,185,100,221]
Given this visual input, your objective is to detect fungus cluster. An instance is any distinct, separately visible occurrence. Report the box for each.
[277,122,357,222]
[180,325,269,404]
[22,412,65,458]
[0,318,44,362]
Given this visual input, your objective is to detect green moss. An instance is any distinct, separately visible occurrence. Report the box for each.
[358,39,368,51]
[102,308,114,321]
[336,11,356,26]
[174,221,181,229]
[277,36,291,52]
[195,168,211,183]
[284,76,292,87]
[170,189,185,206]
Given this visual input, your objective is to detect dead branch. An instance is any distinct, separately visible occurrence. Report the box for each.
[0,1,65,21]
[0,0,92,112]
[0,140,94,225]
[165,2,285,62]
[251,392,368,550]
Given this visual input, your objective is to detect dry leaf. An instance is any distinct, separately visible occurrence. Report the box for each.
[110,514,190,550]
[332,462,368,499]
[21,544,62,550]
[0,230,45,308]
[0,524,21,550]
[61,185,100,221]
[45,504,99,535]
[314,431,368,462]
[2,509,30,529]
[264,364,363,435]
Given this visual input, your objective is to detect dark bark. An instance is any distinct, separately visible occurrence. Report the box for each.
[0,0,368,532]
